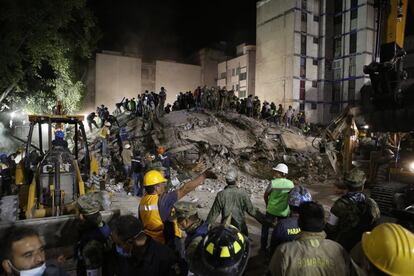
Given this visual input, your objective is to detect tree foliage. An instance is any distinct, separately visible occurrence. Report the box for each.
[0,0,100,114]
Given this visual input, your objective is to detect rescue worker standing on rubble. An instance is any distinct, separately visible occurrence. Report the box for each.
[206,169,266,236]
[121,144,133,179]
[261,163,294,252]
[75,194,111,276]
[131,150,144,197]
[139,167,217,254]
[86,112,99,132]
[268,201,355,276]
[156,146,171,180]
[326,168,380,252]
[99,122,111,157]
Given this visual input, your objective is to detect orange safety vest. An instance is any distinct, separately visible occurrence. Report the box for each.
[139,194,181,244]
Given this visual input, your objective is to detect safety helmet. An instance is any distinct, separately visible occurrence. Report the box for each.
[225,169,238,183]
[55,130,64,139]
[124,144,131,149]
[192,225,250,276]
[104,122,111,127]
[273,163,288,174]
[344,168,366,188]
[157,146,165,155]
[0,153,7,162]
[362,223,414,275]
[143,170,167,186]
[288,186,312,208]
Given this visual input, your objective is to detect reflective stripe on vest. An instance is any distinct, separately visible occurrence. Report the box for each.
[139,194,165,244]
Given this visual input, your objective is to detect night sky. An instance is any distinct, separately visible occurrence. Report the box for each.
[88,0,258,61]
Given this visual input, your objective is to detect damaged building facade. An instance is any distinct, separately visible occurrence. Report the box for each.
[255,0,376,124]
[217,44,256,98]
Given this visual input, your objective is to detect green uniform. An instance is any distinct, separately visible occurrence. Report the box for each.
[269,231,355,276]
[206,185,264,235]
[266,178,294,217]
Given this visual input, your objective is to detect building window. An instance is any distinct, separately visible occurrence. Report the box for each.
[301,12,307,22]
[349,32,357,53]
[301,35,307,55]
[348,79,355,104]
[302,0,307,10]
[349,56,356,76]
[313,15,319,22]
[220,72,226,79]
[239,72,247,80]
[334,38,342,58]
[313,37,319,44]
[300,103,305,111]
[300,80,305,100]
[312,81,317,88]
[351,0,358,8]
[239,90,246,98]
[300,57,306,78]
[236,67,240,75]
[311,102,317,109]
[331,83,341,113]
[232,68,236,76]
[334,15,342,35]
[236,84,240,91]
[313,59,318,66]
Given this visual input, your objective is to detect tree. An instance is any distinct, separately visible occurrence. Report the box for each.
[0,0,100,114]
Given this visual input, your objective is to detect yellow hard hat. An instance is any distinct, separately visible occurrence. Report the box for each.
[143,170,167,186]
[362,223,414,275]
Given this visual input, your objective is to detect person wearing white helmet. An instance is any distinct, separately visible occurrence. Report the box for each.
[260,163,294,252]
[121,143,133,178]
[206,169,267,236]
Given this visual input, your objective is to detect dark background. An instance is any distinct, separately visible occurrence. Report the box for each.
[88,0,258,61]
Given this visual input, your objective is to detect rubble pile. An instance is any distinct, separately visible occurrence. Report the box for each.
[87,109,338,209]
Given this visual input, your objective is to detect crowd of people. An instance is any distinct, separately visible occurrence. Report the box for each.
[1,86,414,276]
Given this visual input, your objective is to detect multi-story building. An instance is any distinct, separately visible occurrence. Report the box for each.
[256,0,376,123]
[217,44,256,98]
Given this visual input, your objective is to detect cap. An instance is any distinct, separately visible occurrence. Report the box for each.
[344,168,366,188]
[174,201,198,220]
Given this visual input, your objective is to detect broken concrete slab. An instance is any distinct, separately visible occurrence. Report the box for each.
[280,132,320,153]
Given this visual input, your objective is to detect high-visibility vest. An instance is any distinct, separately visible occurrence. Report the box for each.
[139,194,181,244]
[267,178,294,217]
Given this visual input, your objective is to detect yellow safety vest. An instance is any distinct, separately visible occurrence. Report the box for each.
[139,194,181,244]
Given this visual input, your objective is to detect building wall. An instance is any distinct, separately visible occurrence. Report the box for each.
[256,0,376,124]
[217,46,256,98]
[155,60,201,104]
[199,48,227,87]
[95,53,142,110]
[141,62,156,92]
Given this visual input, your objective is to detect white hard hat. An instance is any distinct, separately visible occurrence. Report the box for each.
[272,163,288,174]
[124,144,131,149]
[225,169,238,182]
[104,122,111,127]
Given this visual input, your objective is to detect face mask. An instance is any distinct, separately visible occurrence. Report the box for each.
[116,245,132,257]
[9,261,46,276]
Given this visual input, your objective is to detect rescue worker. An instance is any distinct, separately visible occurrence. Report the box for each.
[326,168,380,252]
[156,146,171,179]
[99,122,111,157]
[191,224,250,276]
[268,201,354,276]
[174,202,209,270]
[52,130,69,149]
[86,112,99,132]
[261,163,294,252]
[1,226,67,275]
[139,168,216,251]
[75,194,111,276]
[108,215,185,275]
[131,150,144,197]
[121,144,133,179]
[159,87,167,116]
[353,223,414,275]
[206,169,266,236]
[269,185,312,253]
[285,106,294,128]
[253,96,261,118]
